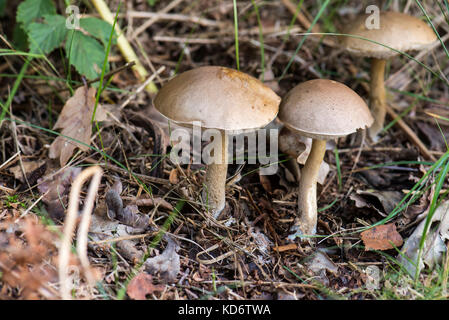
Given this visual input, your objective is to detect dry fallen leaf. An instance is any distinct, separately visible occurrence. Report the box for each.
[126,273,165,300]
[8,160,46,183]
[397,200,449,276]
[37,166,82,221]
[360,223,403,251]
[144,236,180,283]
[49,86,107,166]
[169,168,179,184]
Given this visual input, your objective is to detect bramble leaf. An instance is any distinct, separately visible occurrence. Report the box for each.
[17,0,56,28]
[79,17,117,47]
[65,30,109,80]
[28,15,68,54]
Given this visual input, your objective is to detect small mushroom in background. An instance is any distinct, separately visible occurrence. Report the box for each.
[279,126,330,185]
[154,66,280,218]
[278,79,373,239]
[340,11,436,140]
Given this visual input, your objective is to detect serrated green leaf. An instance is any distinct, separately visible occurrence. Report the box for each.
[79,17,117,47]
[66,30,109,80]
[17,0,56,28]
[28,15,67,54]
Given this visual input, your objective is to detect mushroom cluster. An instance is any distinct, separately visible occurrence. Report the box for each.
[154,66,281,217]
[152,9,436,241]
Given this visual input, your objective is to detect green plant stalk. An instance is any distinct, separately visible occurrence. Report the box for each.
[415,158,449,281]
[232,0,240,70]
[367,151,449,231]
[283,0,305,43]
[415,0,449,60]
[280,0,330,80]
[91,2,121,167]
[0,58,30,122]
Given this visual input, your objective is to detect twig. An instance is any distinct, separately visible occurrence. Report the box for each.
[69,62,136,92]
[386,104,437,162]
[131,0,184,40]
[127,11,224,28]
[119,66,165,110]
[90,0,158,93]
[59,166,103,300]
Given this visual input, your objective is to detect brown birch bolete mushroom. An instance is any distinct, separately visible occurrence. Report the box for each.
[341,11,436,140]
[278,79,373,238]
[154,66,280,217]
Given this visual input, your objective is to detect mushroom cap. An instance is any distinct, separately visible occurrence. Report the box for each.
[278,79,373,140]
[341,11,436,59]
[153,66,281,132]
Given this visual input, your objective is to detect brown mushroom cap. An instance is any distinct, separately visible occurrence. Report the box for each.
[278,79,373,140]
[341,11,436,59]
[154,66,281,132]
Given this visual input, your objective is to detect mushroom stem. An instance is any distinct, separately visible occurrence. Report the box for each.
[295,138,327,236]
[202,131,228,218]
[368,58,387,140]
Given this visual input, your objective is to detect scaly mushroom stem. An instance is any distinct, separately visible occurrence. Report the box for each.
[295,138,327,236]
[202,131,228,218]
[368,58,387,140]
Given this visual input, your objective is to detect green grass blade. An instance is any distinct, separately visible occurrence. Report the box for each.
[232,0,240,70]
[280,0,330,80]
[0,58,31,122]
[415,0,449,60]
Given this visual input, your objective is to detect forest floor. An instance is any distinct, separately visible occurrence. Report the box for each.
[1,0,449,300]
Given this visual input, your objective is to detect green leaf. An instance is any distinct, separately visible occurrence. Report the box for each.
[0,0,6,17]
[12,24,28,51]
[66,30,109,80]
[147,0,158,6]
[17,0,56,28]
[28,15,67,54]
[79,17,117,47]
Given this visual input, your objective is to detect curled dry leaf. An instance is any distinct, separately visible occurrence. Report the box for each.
[360,223,403,251]
[37,166,81,221]
[49,86,107,167]
[144,236,180,283]
[350,190,403,217]
[126,273,165,300]
[105,184,151,230]
[397,200,449,276]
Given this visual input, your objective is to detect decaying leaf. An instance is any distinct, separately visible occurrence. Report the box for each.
[105,181,151,230]
[0,216,83,299]
[144,236,180,283]
[397,200,449,276]
[350,190,403,217]
[360,223,403,251]
[8,160,46,184]
[49,86,107,166]
[89,208,144,264]
[303,250,338,286]
[305,250,339,275]
[169,168,179,184]
[126,273,165,300]
[37,166,81,221]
